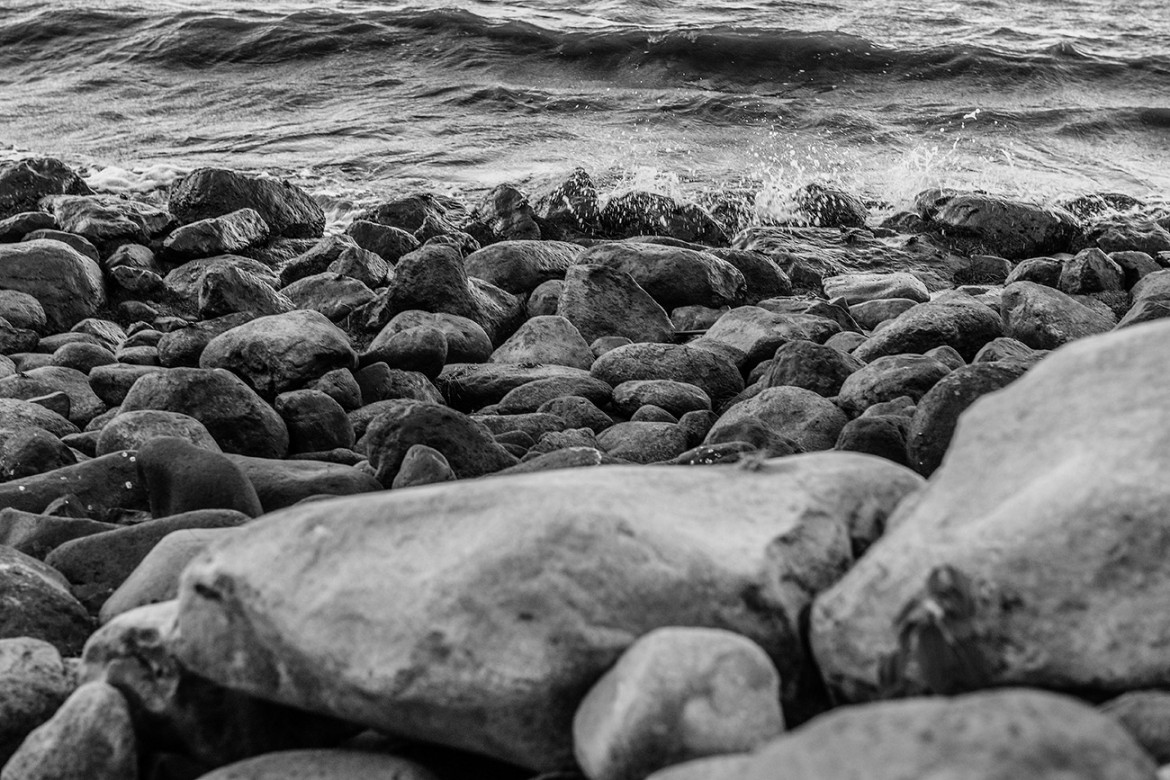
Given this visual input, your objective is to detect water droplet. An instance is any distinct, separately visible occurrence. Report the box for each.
[129,456,136,463]
[124,481,133,489]
[18,486,25,492]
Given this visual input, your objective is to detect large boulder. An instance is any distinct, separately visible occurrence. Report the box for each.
[648,690,1157,780]
[706,386,848,452]
[598,191,727,244]
[930,193,1081,260]
[836,354,952,416]
[173,454,923,771]
[577,242,745,311]
[199,309,357,399]
[463,240,581,295]
[489,315,593,370]
[0,158,90,219]
[0,546,92,656]
[0,638,74,763]
[811,320,1170,703]
[366,310,492,365]
[763,341,862,397]
[1000,281,1116,349]
[557,264,674,345]
[0,240,105,332]
[120,367,289,458]
[162,207,269,260]
[823,272,929,305]
[591,343,744,408]
[168,167,325,238]
[852,292,1003,362]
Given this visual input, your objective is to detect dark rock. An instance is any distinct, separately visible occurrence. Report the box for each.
[490,315,594,370]
[496,375,613,414]
[599,191,727,244]
[930,193,1081,260]
[1109,250,1160,289]
[526,428,601,458]
[576,242,745,310]
[0,366,106,427]
[837,354,952,416]
[629,405,678,423]
[1061,192,1144,221]
[438,363,597,411]
[924,344,966,370]
[473,184,540,242]
[168,167,325,238]
[538,396,614,433]
[708,386,847,452]
[852,292,1003,362]
[953,254,1012,285]
[690,306,809,368]
[224,454,382,512]
[527,279,564,318]
[120,367,289,458]
[366,310,492,366]
[0,240,105,332]
[104,242,160,274]
[21,229,99,262]
[0,546,92,655]
[0,211,57,242]
[198,264,295,319]
[305,368,362,412]
[0,158,90,219]
[0,637,74,763]
[835,414,910,466]
[971,336,1047,364]
[532,167,601,234]
[157,314,254,368]
[557,264,674,345]
[0,428,76,481]
[596,422,688,464]
[1083,218,1170,255]
[1058,246,1125,295]
[49,341,116,374]
[677,409,718,447]
[327,244,392,289]
[611,380,711,418]
[345,219,420,263]
[274,389,355,454]
[0,289,48,334]
[473,412,567,443]
[823,272,930,305]
[162,207,269,260]
[671,304,728,331]
[591,343,743,408]
[45,194,170,247]
[355,193,462,234]
[0,510,118,560]
[0,398,77,439]
[789,183,868,228]
[363,401,519,484]
[280,273,375,322]
[163,254,277,302]
[1100,691,1170,764]
[764,340,863,397]
[1117,269,1170,328]
[361,326,447,378]
[464,240,581,295]
[1000,281,1115,349]
[392,444,457,488]
[94,409,219,456]
[355,363,443,405]
[0,319,39,355]
[277,235,361,288]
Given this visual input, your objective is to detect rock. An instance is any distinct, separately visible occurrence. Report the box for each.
[473,184,540,242]
[327,245,393,289]
[0,510,117,560]
[168,168,325,238]
[0,451,146,516]
[835,414,910,466]
[345,219,420,263]
[464,240,581,295]
[763,341,863,397]
[905,362,1029,476]
[157,313,253,368]
[0,366,105,426]
[474,412,567,443]
[837,354,952,416]
[438,363,596,411]
[0,321,38,355]
[366,310,492,366]
[971,336,1047,364]
[591,343,743,408]
[200,309,356,399]
[931,193,1082,260]
[573,627,784,780]
[224,454,381,512]
[192,750,439,780]
[538,396,614,433]
[0,290,47,334]
[274,390,354,454]
[391,444,457,489]
[277,235,363,287]
[599,191,726,244]
[557,264,674,345]
[280,273,375,322]
[173,453,923,770]
[120,367,289,458]
[164,254,277,303]
[525,427,599,458]
[306,368,363,412]
[498,376,613,414]
[848,297,919,330]
[527,279,564,318]
[489,315,594,370]
[811,320,1170,702]
[0,212,57,243]
[21,231,97,263]
[597,421,688,464]
[162,207,269,259]
[1111,251,1161,289]
[0,681,136,780]
[823,272,930,305]
[46,508,251,610]
[707,387,847,452]
[0,546,91,655]
[0,158,90,219]
[707,248,791,304]
[1118,269,1170,328]
[0,428,76,480]
[1102,691,1170,764]
[135,437,261,517]
[362,400,519,484]
[104,242,160,273]
[0,638,73,764]
[361,326,448,379]
[576,243,745,310]
[953,253,1012,285]
[1085,219,1170,255]
[1000,281,1116,349]
[1059,247,1125,294]
[0,240,105,332]
[356,363,444,406]
[612,380,711,418]
[45,194,170,247]
[533,167,601,234]
[48,341,115,374]
[93,409,217,457]
[1005,255,1063,287]
[789,183,868,228]
[852,292,1003,362]
[199,264,296,319]
[648,690,1157,780]
[696,307,812,368]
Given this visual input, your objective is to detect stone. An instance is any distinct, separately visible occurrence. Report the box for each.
[597,421,688,464]
[1000,281,1115,349]
[157,313,253,368]
[591,343,744,408]
[0,638,73,764]
[163,254,277,302]
[1005,256,1063,287]
[88,364,168,406]
[104,242,159,273]
[0,546,91,655]
[533,167,601,234]
[848,297,919,330]
[835,414,910,466]
[438,362,596,411]
[355,363,444,406]
[48,341,115,374]
[1085,219,1170,255]
[763,341,863,397]
[0,428,76,481]
[327,245,394,289]
[696,307,813,368]
[577,242,745,311]
[612,380,711,418]
[525,427,599,458]
[497,375,612,414]
[224,454,381,513]
[971,336,1046,364]
[647,690,1157,780]
[45,194,170,247]
[0,681,136,780]
[21,230,97,262]
[906,362,1029,476]
[598,191,726,244]
[0,452,146,517]
[162,207,269,259]
[811,320,1170,702]
[823,272,930,305]
[367,310,492,365]
[0,240,105,332]
[852,292,1003,362]
[1059,247,1125,294]
[707,386,848,452]
[557,264,674,345]
[788,183,867,228]
[391,444,456,489]
[474,412,567,443]
[192,750,439,780]
[168,167,325,238]
[573,627,784,780]
[1101,691,1170,764]
[134,437,261,518]
[707,248,792,303]
[120,367,289,459]
[361,326,448,379]
[473,184,540,242]
[0,158,90,219]
[281,273,375,322]
[837,354,952,416]
[362,400,519,484]
[1111,251,1161,288]
[0,290,47,334]
[200,309,356,399]
[953,254,1012,285]
[0,366,105,427]
[489,315,594,370]
[274,389,355,454]
[1118,269,1170,328]
[276,235,362,287]
[527,279,564,318]
[199,264,296,319]
[94,409,219,456]
[173,453,923,770]
[0,212,57,243]
[345,219,420,263]
[924,344,966,370]
[0,510,117,560]
[931,193,1081,260]
[464,240,581,295]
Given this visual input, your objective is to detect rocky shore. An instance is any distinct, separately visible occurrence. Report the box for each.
[1,155,1170,779]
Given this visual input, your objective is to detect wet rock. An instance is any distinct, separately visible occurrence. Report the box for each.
[21,230,98,262]
[0,240,105,332]
[573,627,784,780]
[306,368,363,412]
[0,212,57,243]
[355,363,443,405]
[48,341,115,374]
[1111,250,1161,289]
[391,444,457,489]
[971,336,1047,364]
[173,453,922,770]
[524,427,598,458]
[789,183,868,228]
[1084,218,1170,255]
[837,354,952,416]
[0,546,91,655]
[464,240,581,295]
[852,292,1003,362]
[168,167,325,238]
[906,361,1030,476]
[1058,247,1125,294]
[0,365,106,427]
[0,158,90,219]
[274,389,355,454]
[533,167,601,235]
[763,340,863,397]
[200,309,356,399]
[104,242,160,274]
[162,207,269,260]
[537,396,614,434]
[823,272,930,305]
[592,343,743,408]
[366,310,492,366]
[599,191,727,245]
[199,264,295,319]
[707,386,847,452]
[695,306,811,368]
[1000,281,1115,349]
[0,320,38,355]
[834,414,910,466]
[1005,255,1063,287]
[576,242,745,311]
[953,253,1012,285]
[811,320,1170,702]
[489,315,594,370]
[362,400,518,484]
[473,184,540,242]
[0,450,145,517]
[120,367,289,458]
[361,326,448,379]
[557,264,675,345]
[706,248,792,304]
[1118,269,1170,328]
[45,194,170,247]
[280,273,375,322]
[848,297,918,330]
[931,193,1081,260]
[163,254,276,302]
[157,314,253,368]
[344,219,420,264]
[474,412,567,443]
[0,681,136,780]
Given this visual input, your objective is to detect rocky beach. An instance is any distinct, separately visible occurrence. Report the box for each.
[0,153,1169,780]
